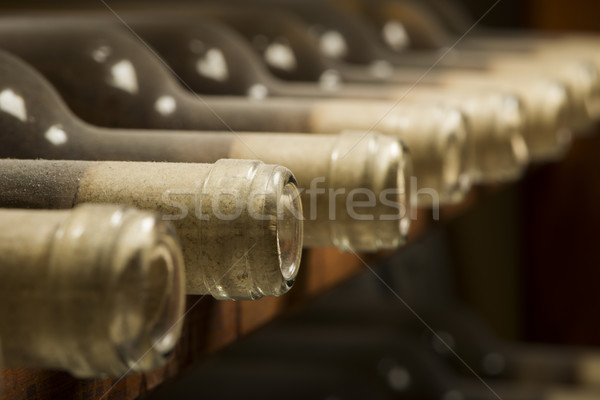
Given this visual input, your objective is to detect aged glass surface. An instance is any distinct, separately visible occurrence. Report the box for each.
[0,50,409,250]
[0,158,301,300]
[0,204,185,377]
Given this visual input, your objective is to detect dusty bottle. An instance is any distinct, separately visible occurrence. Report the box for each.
[0,50,408,250]
[199,0,598,133]
[337,65,573,161]
[139,10,569,162]
[0,204,185,377]
[125,18,526,184]
[326,0,600,126]
[0,23,453,212]
[331,0,450,50]
[366,0,600,65]
[0,158,301,300]
[403,0,473,37]
[0,17,465,112]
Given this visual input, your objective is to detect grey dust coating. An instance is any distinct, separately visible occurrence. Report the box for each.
[0,159,302,300]
[0,50,410,251]
[347,67,575,161]
[0,204,185,377]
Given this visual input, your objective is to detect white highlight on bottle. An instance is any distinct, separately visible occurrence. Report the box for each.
[264,40,297,71]
[247,83,269,100]
[44,124,68,146]
[196,48,229,82]
[382,20,411,51]
[0,89,27,122]
[155,95,177,116]
[320,30,348,59]
[108,60,139,94]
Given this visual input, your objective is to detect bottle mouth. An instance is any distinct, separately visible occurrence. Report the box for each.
[532,82,572,161]
[442,133,463,200]
[111,213,185,371]
[579,62,600,122]
[502,96,529,168]
[143,241,184,355]
[439,110,470,203]
[396,142,411,239]
[277,181,303,284]
[466,94,527,183]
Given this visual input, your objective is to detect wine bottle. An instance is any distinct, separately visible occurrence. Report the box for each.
[0,204,185,377]
[125,18,527,182]
[0,20,470,207]
[0,158,301,300]
[407,0,474,36]
[331,0,452,50]
[146,9,570,161]
[338,68,574,161]
[0,50,409,249]
[197,0,598,134]
[388,0,600,58]
[323,0,600,127]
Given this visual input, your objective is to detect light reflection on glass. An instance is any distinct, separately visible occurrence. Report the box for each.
[320,30,348,59]
[108,60,139,94]
[264,40,297,71]
[44,124,68,146]
[247,83,269,100]
[319,69,342,92]
[382,20,411,51]
[155,95,177,116]
[196,48,229,82]
[0,89,27,122]
[369,60,394,79]
[91,45,112,63]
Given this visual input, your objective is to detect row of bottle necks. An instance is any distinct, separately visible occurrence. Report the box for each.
[0,6,599,380]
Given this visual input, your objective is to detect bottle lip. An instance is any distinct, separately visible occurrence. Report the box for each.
[256,166,303,296]
[528,81,572,161]
[386,102,471,206]
[327,132,411,251]
[580,62,600,122]
[555,61,599,131]
[194,160,303,300]
[396,140,412,240]
[109,209,186,373]
[439,108,471,203]
[501,95,529,174]
[47,204,185,377]
[277,180,303,284]
[140,228,186,355]
[460,93,527,184]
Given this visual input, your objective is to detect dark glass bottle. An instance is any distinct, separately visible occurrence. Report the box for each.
[0,18,474,205]
[126,17,527,182]
[160,8,569,162]
[189,0,597,134]
[0,49,410,251]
